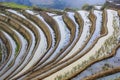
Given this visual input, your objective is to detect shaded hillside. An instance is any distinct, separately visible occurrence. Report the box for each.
[0,0,106,9]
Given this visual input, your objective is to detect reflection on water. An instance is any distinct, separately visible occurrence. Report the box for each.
[98,72,120,80]
[72,48,120,80]
[0,39,7,64]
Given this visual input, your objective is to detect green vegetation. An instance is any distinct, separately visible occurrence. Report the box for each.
[15,43,19,57]
[102,63,110,71]
[82,4,94,11]
[64,8,79,12]
[101,3,109,10]
[0,2,32,9]
[32,6,64,15]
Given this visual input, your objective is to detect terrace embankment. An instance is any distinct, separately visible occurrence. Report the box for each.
[4,10,40,44]
[53,12,80,61]
[0,10,40,80]
[13,12,61,79]
[101,9,108,36]
[22,10,95,79]
[63,13,76,42]
[33,11,82,71]
[64,10,118,80]
[82,9,120,80]
[59,10,96,62]
[46,10,96,69]
[39,9,111,80]
[0,22,22,71]
[22,10,51,50]
[0,8,120,80]
[35,13,72,66]
[0,31,11,66]
[0,14,31,46]
[5,9,40,51]
[4,10,42,68]
[82,44,120,80]
[38,11,61,61]
[20,11,82,78]
[21,11,79,79]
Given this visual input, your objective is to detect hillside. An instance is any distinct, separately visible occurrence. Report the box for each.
[0,0,32,6]
[0,0,106,9]
[0,5,120,80]
[0,2,32,9]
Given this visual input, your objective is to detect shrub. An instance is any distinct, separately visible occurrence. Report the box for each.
[82,4,94,11]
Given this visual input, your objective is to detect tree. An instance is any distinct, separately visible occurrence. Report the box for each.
[82,4,94,10]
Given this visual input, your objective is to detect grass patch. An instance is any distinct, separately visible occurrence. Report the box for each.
[15,43,20,57]
[0,2,32,9]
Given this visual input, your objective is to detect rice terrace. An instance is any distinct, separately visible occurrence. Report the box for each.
[0,0,120,80]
